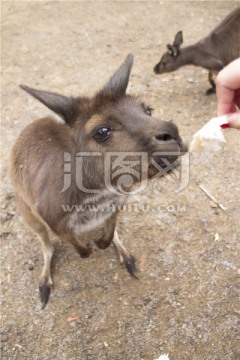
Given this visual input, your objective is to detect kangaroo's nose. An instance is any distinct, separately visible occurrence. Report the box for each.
[155,133,188,153]
[155,132,174,142]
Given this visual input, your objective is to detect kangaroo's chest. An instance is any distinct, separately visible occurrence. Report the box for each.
[67,193,125,234]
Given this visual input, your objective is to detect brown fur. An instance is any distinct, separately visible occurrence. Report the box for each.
[11,54,187,308]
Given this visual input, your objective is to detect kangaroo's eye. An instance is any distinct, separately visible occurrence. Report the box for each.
[93,127,112,142]
[146,107,154,116]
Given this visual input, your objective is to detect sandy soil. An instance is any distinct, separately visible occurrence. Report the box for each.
[1,1,240,359]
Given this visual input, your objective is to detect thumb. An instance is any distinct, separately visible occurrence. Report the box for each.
[227,113,240,129]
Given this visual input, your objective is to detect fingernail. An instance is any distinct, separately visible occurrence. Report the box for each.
[221,123,230,129]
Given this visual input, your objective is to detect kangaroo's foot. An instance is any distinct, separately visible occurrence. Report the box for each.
[206,87,216,95]
[112,229,138,279]
[39,276,53,309]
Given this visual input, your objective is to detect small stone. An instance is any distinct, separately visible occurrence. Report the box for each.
[214,233,220,241]
[69,321,77,327]
[210,201,218,208]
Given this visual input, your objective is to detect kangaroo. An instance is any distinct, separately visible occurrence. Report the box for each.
[153,6,240,94]
[11,54,187,308]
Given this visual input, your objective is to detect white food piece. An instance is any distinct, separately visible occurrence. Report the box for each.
[190,115,229,152]
[154,354,170,360]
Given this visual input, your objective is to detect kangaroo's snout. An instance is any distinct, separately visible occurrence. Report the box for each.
[178,138,188,154]
[152,119,188,154]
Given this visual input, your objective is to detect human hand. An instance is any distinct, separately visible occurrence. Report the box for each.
[216,58,240,129]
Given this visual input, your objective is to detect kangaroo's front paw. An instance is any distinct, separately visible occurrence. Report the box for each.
[96,237,112,249]
[79,243,93,258]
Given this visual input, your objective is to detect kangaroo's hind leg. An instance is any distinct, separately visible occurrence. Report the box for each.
[16,195,54,309]
[96,212,137,277]
[112,229,138,278]
[206,71,216,95]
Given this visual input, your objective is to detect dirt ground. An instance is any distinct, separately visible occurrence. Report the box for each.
[1,1,240,359]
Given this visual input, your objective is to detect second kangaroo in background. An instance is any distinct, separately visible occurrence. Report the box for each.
[153,6,240,94]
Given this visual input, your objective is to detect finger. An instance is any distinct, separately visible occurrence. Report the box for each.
[234,89,240,109]
[216,59,240,116]
[217,59,240,90]
[216,86,235,116]
[227,112,240,129]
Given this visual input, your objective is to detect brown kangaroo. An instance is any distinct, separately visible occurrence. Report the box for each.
[154,6,240,94]
[11,54,187,308]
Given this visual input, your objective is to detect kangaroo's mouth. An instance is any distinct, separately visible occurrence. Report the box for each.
[148,138,188,179]
[148,154,179,178]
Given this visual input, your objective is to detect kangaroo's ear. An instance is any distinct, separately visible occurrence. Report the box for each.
[167,44,174,56]
[173,31,183,48]
[20,85,76,124]
[99,54,134,95]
